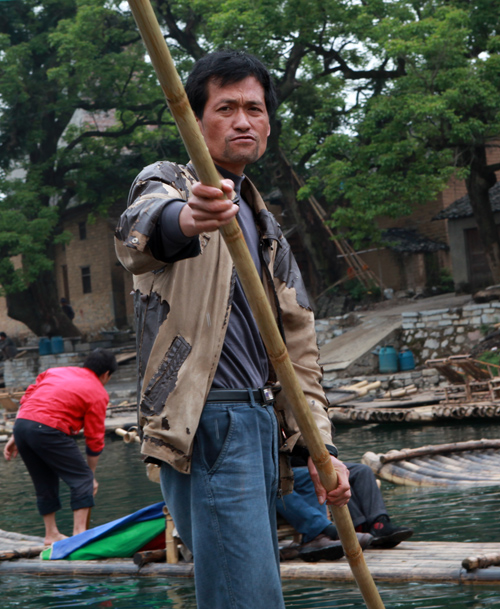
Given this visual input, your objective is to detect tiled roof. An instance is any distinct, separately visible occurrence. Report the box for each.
[434,182,500,220]
[382,228,448,253]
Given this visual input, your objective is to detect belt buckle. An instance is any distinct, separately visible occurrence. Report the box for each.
[260,387,274,404]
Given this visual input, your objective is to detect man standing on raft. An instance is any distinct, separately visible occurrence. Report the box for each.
[115,50,350,609]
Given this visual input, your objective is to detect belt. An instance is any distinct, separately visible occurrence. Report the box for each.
[206,387,275,404]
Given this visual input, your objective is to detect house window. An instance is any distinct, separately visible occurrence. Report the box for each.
[78,221,87,240]
[81,266,92,294]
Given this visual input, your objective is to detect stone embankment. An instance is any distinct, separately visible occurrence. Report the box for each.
[3,299,499,399]
[400,302,500,362]
[316,300,500,394]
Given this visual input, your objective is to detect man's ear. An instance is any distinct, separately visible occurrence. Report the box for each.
[99,371,111,386]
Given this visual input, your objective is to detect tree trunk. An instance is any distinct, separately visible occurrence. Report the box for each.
[248,124,339,298]
[465,149,500,284]
[6,270,82,338]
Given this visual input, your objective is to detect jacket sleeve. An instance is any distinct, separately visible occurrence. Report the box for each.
[83,392,108,456]
[114,161,201,275]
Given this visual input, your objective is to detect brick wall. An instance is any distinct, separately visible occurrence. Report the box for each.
[53,209,134,335]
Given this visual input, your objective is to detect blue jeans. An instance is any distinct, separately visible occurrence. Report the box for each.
[160,397,285,609]
[277,464,387,543]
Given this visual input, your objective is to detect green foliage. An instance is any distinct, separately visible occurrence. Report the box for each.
[296,1,500,247]
[477,350,500,367]
[1,0,500,301]
[438,268,455,293]
[0,0,183,293]
[344,279,381,303]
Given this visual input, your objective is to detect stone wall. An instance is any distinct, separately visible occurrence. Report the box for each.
[4,352,83,389]
[316,301,500,392]
[401,302,500,364]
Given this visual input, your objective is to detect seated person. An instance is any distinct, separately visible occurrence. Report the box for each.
[0,332,17,360]
[277,462,413,562]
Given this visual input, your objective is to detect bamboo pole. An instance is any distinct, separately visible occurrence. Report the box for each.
[463,552,500,571]
[0,546,45,561]
[126,1,385,607]
[378,439,500,464]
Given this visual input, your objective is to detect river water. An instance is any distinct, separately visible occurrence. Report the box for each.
[1,419,500,608]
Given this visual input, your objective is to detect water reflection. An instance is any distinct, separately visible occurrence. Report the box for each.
[1,420,499,608]
[2,576,500,608]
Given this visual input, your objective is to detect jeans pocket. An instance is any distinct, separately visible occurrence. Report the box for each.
[195,407,235,474]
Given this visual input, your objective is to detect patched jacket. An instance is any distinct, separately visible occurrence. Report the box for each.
[115,161,334,474]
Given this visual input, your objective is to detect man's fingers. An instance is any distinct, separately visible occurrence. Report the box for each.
[307,454,352,507]
[180,179,239,237]
[307,457,327,505]
[191,179,234,201]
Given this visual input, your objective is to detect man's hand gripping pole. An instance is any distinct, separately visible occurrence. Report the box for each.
[126,1,386,607]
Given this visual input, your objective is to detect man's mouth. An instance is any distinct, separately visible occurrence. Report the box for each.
[230,135,256,143]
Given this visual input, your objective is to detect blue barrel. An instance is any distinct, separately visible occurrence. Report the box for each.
[378,346,398,373]
[399,349,415,371]
[51,336,64,354]
[39,337,52,356]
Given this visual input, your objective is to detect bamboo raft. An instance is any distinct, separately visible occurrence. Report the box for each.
[362,439,500,486]
[1,532,499,583]
[328,400,500,424]
[328,356,500,425]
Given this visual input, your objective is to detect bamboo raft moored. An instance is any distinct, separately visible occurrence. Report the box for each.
[362,439,500,486]
[328,401,500,424]
[1,533,499,583]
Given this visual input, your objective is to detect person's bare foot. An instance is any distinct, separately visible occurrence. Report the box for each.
[44,533,68,546]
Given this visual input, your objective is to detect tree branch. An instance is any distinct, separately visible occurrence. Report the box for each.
[307,42,406,80]
[153,0,205,61]
[62,116,174,154]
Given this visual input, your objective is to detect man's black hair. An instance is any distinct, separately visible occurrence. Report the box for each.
[185,50,278,119]
[0,332,5,339]
[83,348,118,377]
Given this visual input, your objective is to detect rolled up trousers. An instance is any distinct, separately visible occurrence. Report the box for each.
[160,397,286,609]
[13,418,95,516]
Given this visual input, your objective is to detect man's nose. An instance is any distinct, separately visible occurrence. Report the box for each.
[233,109,251,129]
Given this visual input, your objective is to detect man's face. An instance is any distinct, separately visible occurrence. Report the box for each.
[196,76,271,175]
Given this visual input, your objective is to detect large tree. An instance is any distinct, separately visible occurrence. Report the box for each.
[0,0,408,327]
[302,1,500,282]
[0,0,183,336]
[5,0,497,336]
[148,0,410,293]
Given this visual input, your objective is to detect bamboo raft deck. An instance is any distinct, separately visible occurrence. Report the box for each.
[1,533,499,584]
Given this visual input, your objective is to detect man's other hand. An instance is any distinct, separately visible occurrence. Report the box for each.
[3,436,18,461]
[307,455,351,507]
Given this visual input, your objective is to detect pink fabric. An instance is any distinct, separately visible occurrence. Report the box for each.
[17,367,109,453]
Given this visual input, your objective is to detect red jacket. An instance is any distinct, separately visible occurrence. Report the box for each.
[17,367,109,455]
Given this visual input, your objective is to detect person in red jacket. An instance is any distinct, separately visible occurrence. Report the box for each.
[3,348,117,546]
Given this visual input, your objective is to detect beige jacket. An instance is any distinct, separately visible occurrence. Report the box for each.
[115,161,334,474]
